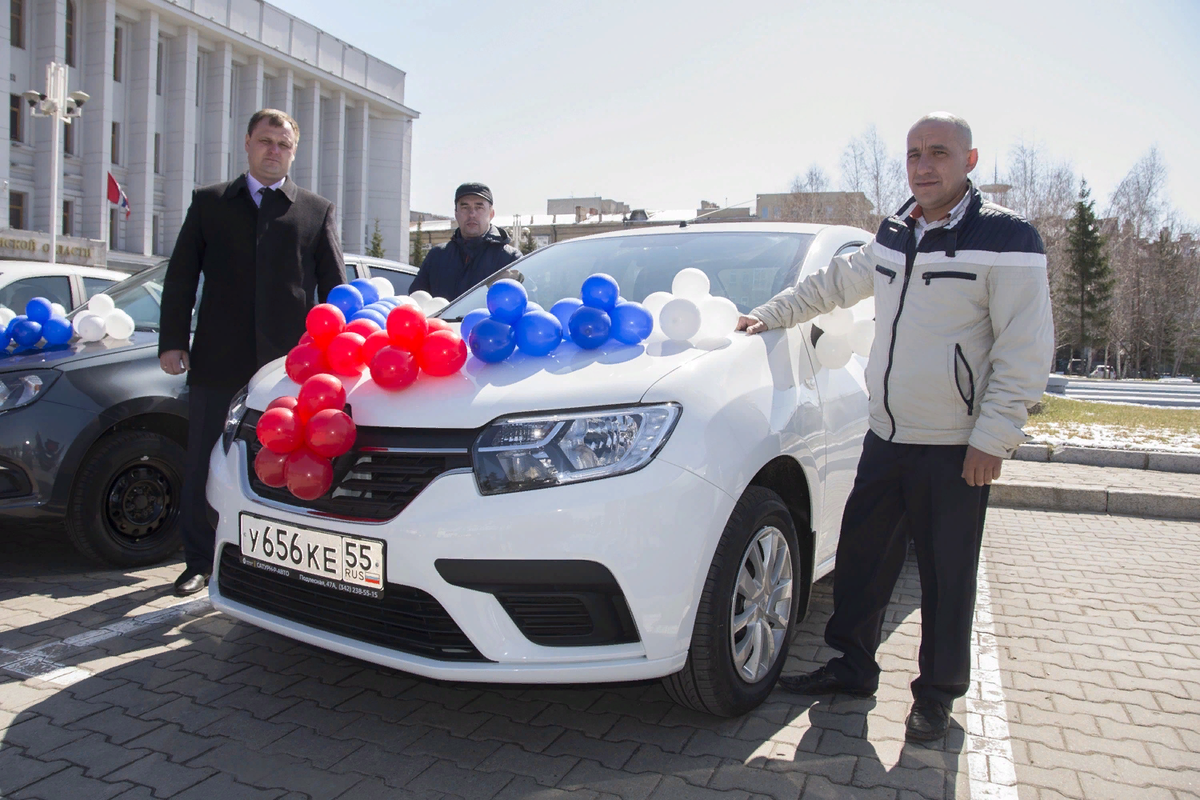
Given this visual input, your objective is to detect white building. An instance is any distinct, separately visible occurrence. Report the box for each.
[4,0,418,265]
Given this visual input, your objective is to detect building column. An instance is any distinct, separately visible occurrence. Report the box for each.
[34,0,67,236]
[293,79,320,192]
[163,26,198,246]
[127,10,159,255]
[203,42,232,183]
[0,2,10,224]
[367,114,409,263]
[239,55,264,122]
[81,0,114,241]
[342,100,368,255]
[269,67,294,115]
[320,90,345,236]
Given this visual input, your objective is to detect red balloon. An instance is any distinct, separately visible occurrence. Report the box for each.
[298,332,314,346]
[306,408,357,458]
[254,448,289,488]
[345,318,381,338]
[386,305,428,352]
[285,343,329,384]
[426,318,452,333]
[266,395,300,413]
[306,303,345,346]
[362,330,391,366]
[370,346,419,391]
[285,448,333,500]
[256,407,303,454]
[297,373,346,420]
[326,332,367,376]
[418,330,468,377]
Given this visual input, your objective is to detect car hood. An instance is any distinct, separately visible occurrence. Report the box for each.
[247,331,725,429]
[0,330,159,372]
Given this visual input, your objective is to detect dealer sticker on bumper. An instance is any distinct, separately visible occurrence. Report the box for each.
[238,513,385,599]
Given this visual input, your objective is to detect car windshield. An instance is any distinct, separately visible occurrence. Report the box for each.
[68,264,200,333]
[441,231,815,319]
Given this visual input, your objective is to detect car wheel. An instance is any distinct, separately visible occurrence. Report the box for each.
[663,486,802,717]
[65,431,185,567]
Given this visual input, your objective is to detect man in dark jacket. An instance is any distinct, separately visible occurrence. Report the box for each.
[158,108,345,596]
[410,183,521,300]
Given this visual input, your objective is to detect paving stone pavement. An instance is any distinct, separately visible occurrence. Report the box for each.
[2,512,1198,799]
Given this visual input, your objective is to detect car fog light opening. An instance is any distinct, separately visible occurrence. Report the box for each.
[473,404,681,495]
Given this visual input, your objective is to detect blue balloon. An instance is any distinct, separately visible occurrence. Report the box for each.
[550,298,584,333]
[350,308,388,329]
[350,278,380,306]
[376,297,400,308]
[327,284,364,318]
[460,308,489,342]
[487,279,527,325]
[469,318,516,363]
[364,302,392,316]
[25,297,54,324]
[11,318,43,347]
[611,302,654,345]
[4,315,26,340]
[41,316,74,345]
[568,306,611,349]
[580,273,620,313]
[0,326,10,350]
[526,301,544,314]
[515,310,563,357]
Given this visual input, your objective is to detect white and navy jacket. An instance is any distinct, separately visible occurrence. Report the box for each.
[750,186,1054,458]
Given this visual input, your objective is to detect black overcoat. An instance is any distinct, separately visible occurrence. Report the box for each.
[158,175,345,388]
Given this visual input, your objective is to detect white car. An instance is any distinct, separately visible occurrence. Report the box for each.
[0,261,127,314]
[208,223,872,716]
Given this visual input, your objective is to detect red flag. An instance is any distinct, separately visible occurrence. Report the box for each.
[107,172,131,220]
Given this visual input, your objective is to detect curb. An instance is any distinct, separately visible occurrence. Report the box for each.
[1014,443,1200,474]
[990,481,1200,521]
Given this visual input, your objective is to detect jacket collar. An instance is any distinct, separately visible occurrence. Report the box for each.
[889,182,983,257]
[222,173,298,204]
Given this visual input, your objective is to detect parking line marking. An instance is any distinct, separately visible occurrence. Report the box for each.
[967,551,1018,799]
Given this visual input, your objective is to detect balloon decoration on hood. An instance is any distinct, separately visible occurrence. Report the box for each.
[72,293,137,343]
[253,374,356,500]
[637,268,741,345]
[1,296,83,351]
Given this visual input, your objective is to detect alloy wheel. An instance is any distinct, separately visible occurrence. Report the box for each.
[729,525,794,683]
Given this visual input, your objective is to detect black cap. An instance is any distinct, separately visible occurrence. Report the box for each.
[454,182,493,205]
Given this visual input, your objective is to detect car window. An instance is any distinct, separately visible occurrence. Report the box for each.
[344,262,360,282]
[83,276,119,302]
[72,264,201,332]
[0,275,73,314]
[369,266,415,297]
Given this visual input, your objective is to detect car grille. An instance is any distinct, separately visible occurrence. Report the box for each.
[237,409,478,521]
[218,545,489,662]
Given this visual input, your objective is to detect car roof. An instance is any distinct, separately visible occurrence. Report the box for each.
[0,261,127,280]
[345,253,418,274]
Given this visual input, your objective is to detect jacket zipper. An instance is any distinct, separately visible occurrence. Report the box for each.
[954,343,975,416]
[882,223,918,441]
[922,270,976,285]
[875,265,896,283]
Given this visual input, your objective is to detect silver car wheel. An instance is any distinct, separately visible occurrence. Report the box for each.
[730,525,794,683]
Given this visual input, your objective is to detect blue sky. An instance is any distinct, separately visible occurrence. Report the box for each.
[272,0,1200,224]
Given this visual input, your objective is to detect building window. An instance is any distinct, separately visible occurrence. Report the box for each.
[152,215,160,255]
[65,1,76,67]
[156,41,164,95]
[111,122,120,164]
[154,133,161,174]
[113,25,123,82]
[10,0,22,49]
[62,200,73,237]
[109,208,118,247]
[10,191,26,229]
[9,94,22,143]
[63,121,74,155]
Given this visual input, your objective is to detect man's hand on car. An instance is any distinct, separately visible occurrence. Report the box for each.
[962,445,1003,486]
[160,350,190,375]
[735,315,767,335]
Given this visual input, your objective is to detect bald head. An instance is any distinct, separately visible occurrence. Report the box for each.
[910,112,972,150]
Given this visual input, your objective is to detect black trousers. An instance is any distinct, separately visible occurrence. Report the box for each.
[180,384,239,574]
[824,429,989,707]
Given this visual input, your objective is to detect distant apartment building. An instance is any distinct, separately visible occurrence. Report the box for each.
[757,192,873,227]
[5,0,417,265]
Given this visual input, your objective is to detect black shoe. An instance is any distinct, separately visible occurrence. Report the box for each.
[174,569,210,597]
[777,665,876,697]
[905,699,950,741]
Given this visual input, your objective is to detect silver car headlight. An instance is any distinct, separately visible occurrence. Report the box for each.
[473,404,681,495]
[221,385,249,453]
[0,370,58,412]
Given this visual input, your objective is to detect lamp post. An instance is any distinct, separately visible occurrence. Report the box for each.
[23,62,88,265]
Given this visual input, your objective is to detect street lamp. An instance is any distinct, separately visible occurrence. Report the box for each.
[24,62,88,265]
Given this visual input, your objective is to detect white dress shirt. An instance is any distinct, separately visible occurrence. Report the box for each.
[245,173,286,207]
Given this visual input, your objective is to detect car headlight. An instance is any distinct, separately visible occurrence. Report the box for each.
[221,385,249,453]
[472,404,681,495]
[0,370,58,412]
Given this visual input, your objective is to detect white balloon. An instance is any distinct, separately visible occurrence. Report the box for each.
[88,293,115,315]
[50,303,67,317]
[814,333,852,370]
[849,319,874,357]
[410,290,433,306]
[105,309,135,340]
[641,291,673,317]
[0,307,14,327]
[698,296,740,339]
[816,307,854,337]
[659,298,702,341]
[76,313,107,342]
[369,277,394,299]
[671,268,710,300]
[423,297,449,315]
[396,295,421,310]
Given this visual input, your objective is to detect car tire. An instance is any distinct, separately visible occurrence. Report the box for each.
[663,486,803,717]
[65,431,185,567]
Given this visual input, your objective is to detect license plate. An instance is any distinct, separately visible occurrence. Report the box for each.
[238,513,386,599]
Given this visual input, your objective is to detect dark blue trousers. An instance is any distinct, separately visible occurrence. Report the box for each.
[825,429,989,707]
[180,384,238,574]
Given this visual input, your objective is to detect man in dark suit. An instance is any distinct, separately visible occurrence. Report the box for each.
[159,108,345,596]
[409,183,521,300]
